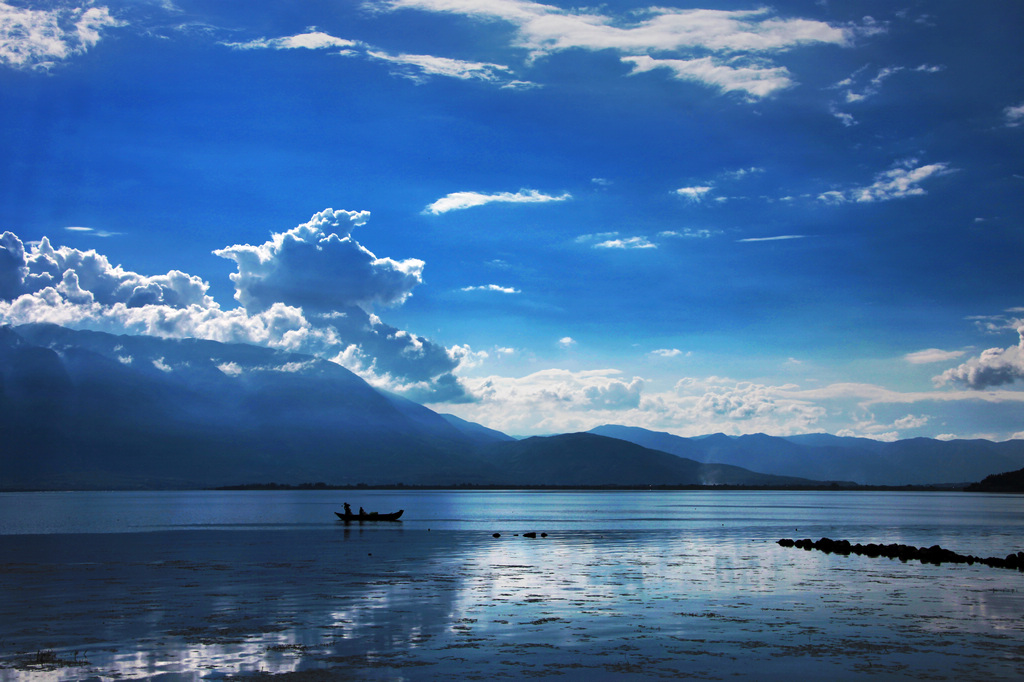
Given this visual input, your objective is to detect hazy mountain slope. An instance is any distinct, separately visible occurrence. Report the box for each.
[440,413,518,446]
[1,324,496,489]
[481,432,814,487]
[591,424,1024,485]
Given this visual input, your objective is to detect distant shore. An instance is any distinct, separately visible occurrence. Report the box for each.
[211,481,971,492]
[10,481,1022,493]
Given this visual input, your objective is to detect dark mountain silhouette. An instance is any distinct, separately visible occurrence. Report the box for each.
[1,324,803,490]
[590,425,1024,486]
[7,324,1019,490]
[480,432,813,487]
[965,467,1024,493]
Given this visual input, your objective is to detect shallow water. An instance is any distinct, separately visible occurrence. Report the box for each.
[1,490,1022,680]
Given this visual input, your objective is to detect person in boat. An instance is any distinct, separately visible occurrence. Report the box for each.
[359,506,365,516]
[343,503,352,516]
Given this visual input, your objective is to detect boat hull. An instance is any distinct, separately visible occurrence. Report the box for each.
[335,510,404,522]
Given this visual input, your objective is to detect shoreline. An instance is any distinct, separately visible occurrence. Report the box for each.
[2,482,981,493]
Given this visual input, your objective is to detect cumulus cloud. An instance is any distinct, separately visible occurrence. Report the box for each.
[0,231,213,309]
[937,328,1024,389]
[818,160,954,203]
[0,211,471,402]
[424,189,571,215]
[440,371,829,437]
[435,368,645,433]
[438,361,1024,439]
[584,377,643,409]
[651,348,684,357]
[0,1,122,70]
[213,208,423,315]
[558,336,576,348]
[382,1,865,100]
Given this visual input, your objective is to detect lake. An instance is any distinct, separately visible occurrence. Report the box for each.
[1,490,1022,680]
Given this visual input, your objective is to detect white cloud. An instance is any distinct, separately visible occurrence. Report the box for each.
[217,361,243,376]
[425,189,571,214]
[724,167,765,179]
[839,65,903,103]
[1005,102,1024,127]
[558,336,576,348]
[224,30,358,51]
[64,226,120,238]
[830,64,942,125]
[660,229,717,239]
[0,1,122,70]
[225,28,536,87]
[385,1,853,54]
[382,1,864,100]
[366,50,530,87]
[904,348,965,364]
[625,54,793,99]
[937,327,1024,389]
[439,365,1024,439]
[651,348,683,357]
[225,29,534,88]
[461,284,521,293]
[674,185,714,202]
[0,217,471,403]
[818,160,954,203]
[594,236,656,250]
[737,235,805,242]
[213,208,422,314]
[440,371,829,437]
[831,106,857,127]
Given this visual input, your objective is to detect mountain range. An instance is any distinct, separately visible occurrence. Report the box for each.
[1,324,1020,490]
[589,425,1024,486]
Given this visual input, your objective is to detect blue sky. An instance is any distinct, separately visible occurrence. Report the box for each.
[1,0,1023,440]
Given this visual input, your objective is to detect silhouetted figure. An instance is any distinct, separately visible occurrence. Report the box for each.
[343,503,352,516]
[359,507,365,516]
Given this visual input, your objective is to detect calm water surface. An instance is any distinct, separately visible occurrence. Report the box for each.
[1,490,1022,680]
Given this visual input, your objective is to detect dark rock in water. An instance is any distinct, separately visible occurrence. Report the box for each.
[541,533,547,538]
[492,533,501,538]
[777,537,1024,572]
[523,532,537,538]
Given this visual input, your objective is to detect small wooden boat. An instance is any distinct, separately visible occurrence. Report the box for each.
[335,509,404,522]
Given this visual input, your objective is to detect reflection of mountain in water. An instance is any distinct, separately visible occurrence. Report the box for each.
[2,528,474,678]
[7,521,1024,680]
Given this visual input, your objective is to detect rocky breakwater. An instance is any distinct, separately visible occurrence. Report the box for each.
[778,537,1024,571]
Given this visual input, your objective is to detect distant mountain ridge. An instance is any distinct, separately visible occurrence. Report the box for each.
[589,425,1024,486]
[0,324,807,490]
